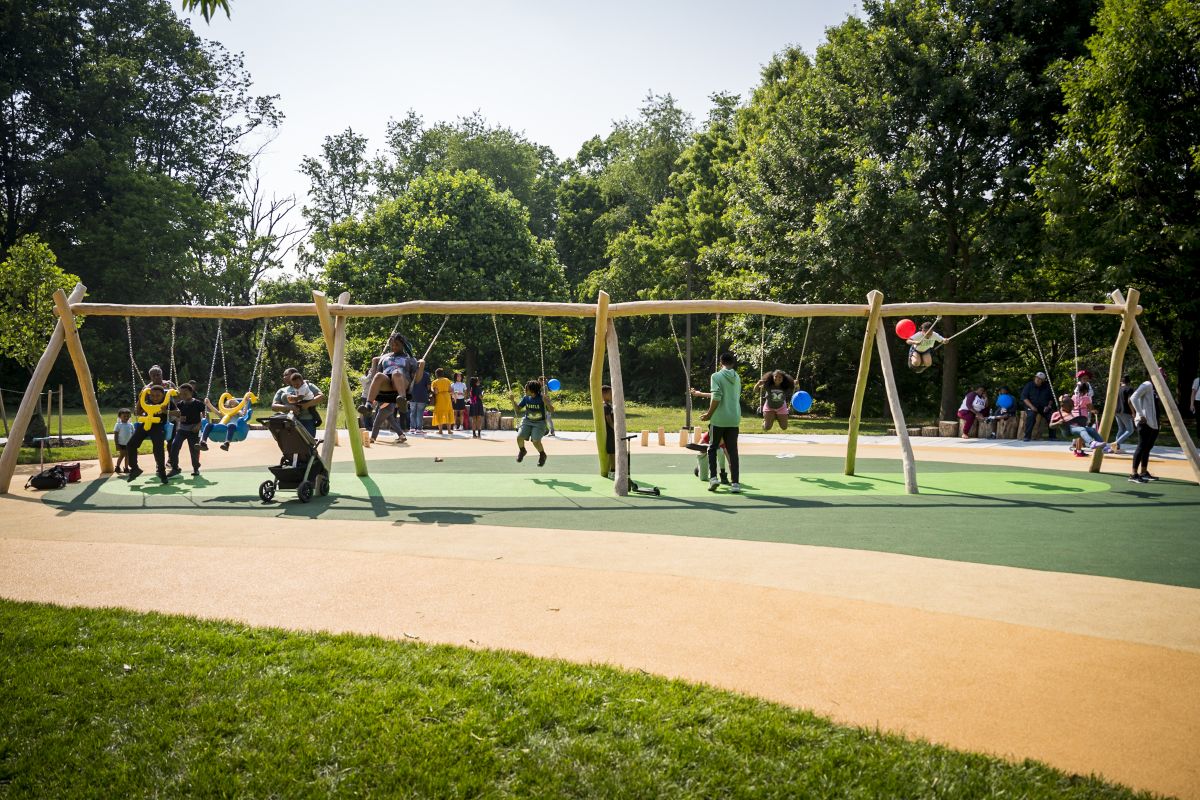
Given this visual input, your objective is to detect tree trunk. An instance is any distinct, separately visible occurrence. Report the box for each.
[1178,331,1198,418]
[939,316,959,419]
[463,346,478,380]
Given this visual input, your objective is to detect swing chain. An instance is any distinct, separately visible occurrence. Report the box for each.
[794,317,812,382]
[168,318,177,387]
[759,314,766,376]
[667,314,691,386]
[538,316,546,381]
[204,320,222,401]
[125,317,144,403]
[492,314,514,408]
[248,319,270,399]
[714,313,721,370]
[1026,314,1059,408]
[1071,313,1079,376]
[218,323,229,395]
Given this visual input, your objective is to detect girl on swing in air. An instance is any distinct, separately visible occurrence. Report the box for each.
[906,321,946,373]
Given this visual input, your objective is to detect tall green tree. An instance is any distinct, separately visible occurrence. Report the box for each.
[1037,0,1200,406]
[324,170,568,379]
[738,0,1096,417]
[0,235,79,371]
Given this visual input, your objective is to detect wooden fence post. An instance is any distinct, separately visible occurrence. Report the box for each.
[313,290,368,478]
[605,319,628,495]
[846,290,885,476]
[0,284,86,493]
[52,285,113,474]
[590,291,611,476]
[1089,288,1140,473]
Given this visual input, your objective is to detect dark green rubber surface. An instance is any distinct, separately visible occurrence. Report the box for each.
[38,454,1200,589]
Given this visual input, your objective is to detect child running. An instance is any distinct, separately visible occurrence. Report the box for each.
[112,408,134,474]
[906,322,945,372]
[515,380,552,466]
[468,376,485,438]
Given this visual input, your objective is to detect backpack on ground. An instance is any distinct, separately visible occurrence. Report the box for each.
[25,465,67,491]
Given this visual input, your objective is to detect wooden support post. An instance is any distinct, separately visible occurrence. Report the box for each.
[313,290,368,478]
[57,384,63,445]
[590,290,611,476]
[0,284,86,493]
[1116,291,1200,485]
[873,322,918,494]
[605,320,628,495]
[845,290,885,476]
[1090,289,1140,473]
[52,287,112,472]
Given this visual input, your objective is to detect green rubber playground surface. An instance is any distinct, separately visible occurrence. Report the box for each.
[40,454,1200,589]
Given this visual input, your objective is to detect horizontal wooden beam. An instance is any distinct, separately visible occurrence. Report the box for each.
[327,300,597,318]
[70,302,318,319]
[608,300,868,318]
[880,302,1140,317]
[69,298,1144,321]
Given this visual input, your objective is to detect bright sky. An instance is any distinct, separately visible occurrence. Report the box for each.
[184,0,861,210]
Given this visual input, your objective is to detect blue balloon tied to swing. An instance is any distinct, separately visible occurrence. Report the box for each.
[546,378,561,392]
[996,393,1015,410]
[201,400,254,443]
[791,390,813,413]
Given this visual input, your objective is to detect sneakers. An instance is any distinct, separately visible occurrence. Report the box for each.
[1141,473,1159,481]
[708,478,719,492]
[537,452,547,467]
[166,467,182,478]
[191,470,201,477]
[199,442,208,451]
[730,483,742,493]
[517,448,527,463]
[1073,450,1087,457]
[357,400,374,416]
[1128,474,1148,483]
[157,472,168,485]
[220,442,230,451]
[127,467,143,481]
[719,471,730,485]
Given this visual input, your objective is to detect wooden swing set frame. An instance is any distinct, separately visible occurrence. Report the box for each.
[2,284,1197,496]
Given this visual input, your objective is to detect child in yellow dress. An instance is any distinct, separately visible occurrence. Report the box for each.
[430,368,455,435]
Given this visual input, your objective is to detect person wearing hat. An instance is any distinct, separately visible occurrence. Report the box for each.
[1020,371,1057,442]
[167,380,206,478]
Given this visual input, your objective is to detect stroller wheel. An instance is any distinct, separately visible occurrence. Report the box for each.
[258,480,276,503]
[297,480,313,503]
[314,474,329,497]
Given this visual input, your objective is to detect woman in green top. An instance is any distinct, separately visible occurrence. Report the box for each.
[691,352,743,493]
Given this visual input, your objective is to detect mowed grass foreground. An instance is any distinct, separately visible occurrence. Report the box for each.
[0,601,1152,798]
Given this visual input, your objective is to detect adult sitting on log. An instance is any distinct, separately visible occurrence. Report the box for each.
[1020,371,1056,442]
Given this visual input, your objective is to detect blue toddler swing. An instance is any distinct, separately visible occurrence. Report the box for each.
[201,319,270,445]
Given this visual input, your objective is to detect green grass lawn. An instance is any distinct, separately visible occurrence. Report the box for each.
[0,600,1153,799]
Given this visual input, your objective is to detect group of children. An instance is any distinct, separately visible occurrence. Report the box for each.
[355,333,556,462]
[114,363,321,485]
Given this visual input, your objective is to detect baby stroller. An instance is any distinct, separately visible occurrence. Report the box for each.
[259,413,329,503]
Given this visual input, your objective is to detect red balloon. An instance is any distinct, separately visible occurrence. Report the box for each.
[895,319,917,339]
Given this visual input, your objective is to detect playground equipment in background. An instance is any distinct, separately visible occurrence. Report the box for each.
[4,287,1197,498]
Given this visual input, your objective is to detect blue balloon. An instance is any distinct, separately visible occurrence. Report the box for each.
[997,393,1015,409]
[546,378,561,392]
[791,390,813,413]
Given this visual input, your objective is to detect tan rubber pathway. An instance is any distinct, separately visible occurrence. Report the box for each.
[2,437,1198,797]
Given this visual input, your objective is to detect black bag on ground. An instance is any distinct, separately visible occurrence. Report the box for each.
[25,465,67,491]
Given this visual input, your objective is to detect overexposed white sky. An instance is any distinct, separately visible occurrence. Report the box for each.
[184,0,861,210]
